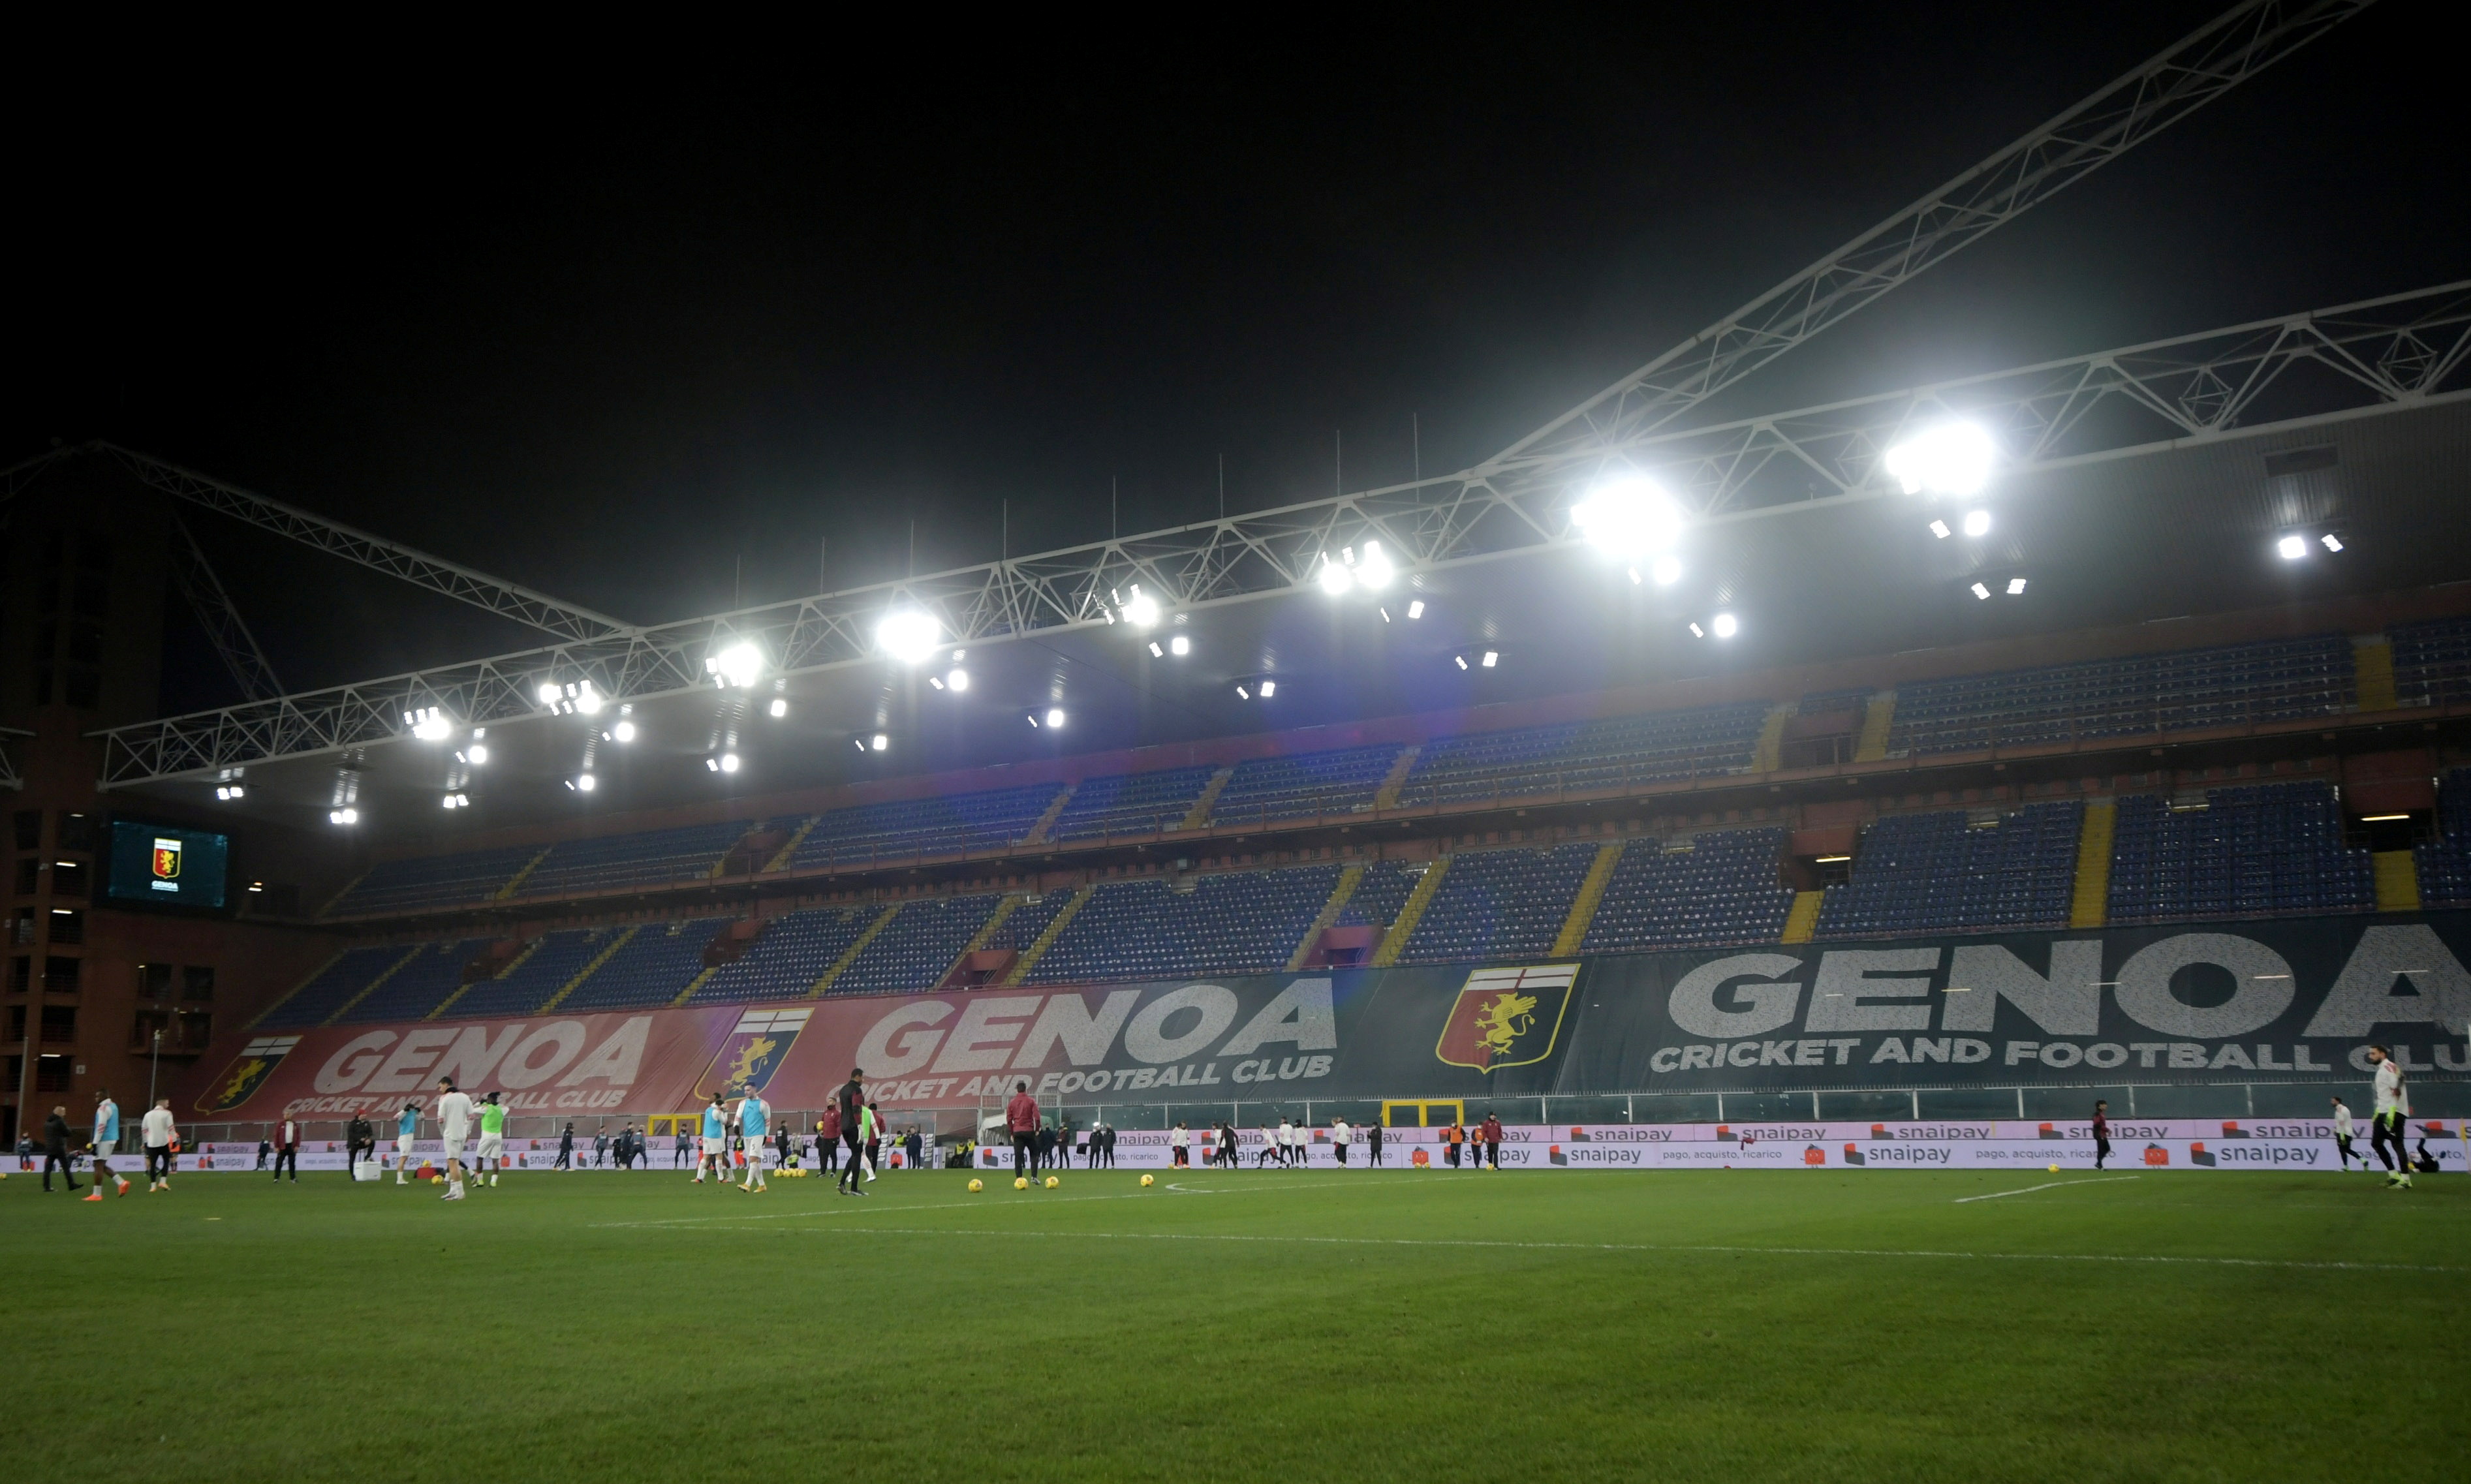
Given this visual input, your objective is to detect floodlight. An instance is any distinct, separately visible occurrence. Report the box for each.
[1710,613,1738,639]
[536,682,561,706]
[576,773,597,793]
[1406,600,1425,620]
[1121,589,1161,627]
[1962,509,1991,538]
[1258,679,1275,698]
[1882,421,1995,496]
[1357,540,1395,589]
[705,756,721,771]
[2321,533,2344,553]
[1688,623,1705,638]
[468,744,491,764]
[1149,642,1164,658]
[1970,581,1992,600]
[706,641,764,688]
[610,720,634,744]
[2006,577,2027,595]
[1454,655,1469,670]
[875,610,940,664]
[1572,474,1685,560]
[2277,534,2308,560]
[871,733,888,752]
[407,706,452,741]
[1379,607,1392,622]
[1169,634,1190,657]
[1316,558,1354,596]
[329,808,358,826]
[768,697,789,719]
[1651,555,1683,585]
[1928,519,1951,540]
[1025,713,1040,728]
[442,794,460,809]
[946,668,970,692]
[573,683,603,715]
[929,675,944,690]
[1481,650,1499,668]
[215,784,243,801]
[1236,685,1250,700]
[1046,707,1067,728]
[719,752,741,773]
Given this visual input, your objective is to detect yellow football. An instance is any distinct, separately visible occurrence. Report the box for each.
[968,1178,984,1192]
[1044,1175,1060,1189]
[430,1175,443,1184]
[1140,1173,1155,1187]
[2047,1164,2060,1173]
[1014,1177,1029,1190]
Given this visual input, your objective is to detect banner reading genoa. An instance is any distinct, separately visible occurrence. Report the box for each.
[177,913,2471,1119]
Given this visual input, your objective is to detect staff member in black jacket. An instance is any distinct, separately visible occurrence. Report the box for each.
[345,1113,376,1179]
[42,1105,80,1192]
[835,1068,869,1195]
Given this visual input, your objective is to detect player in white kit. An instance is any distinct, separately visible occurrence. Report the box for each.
[435,1078,476,1200]
[736,1092,771,1193]
[2367,1046,2412,1190]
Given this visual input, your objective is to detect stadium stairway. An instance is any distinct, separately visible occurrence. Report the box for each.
[1003,884,1094,983]
[321,944,427,1026]
[1022,786,1075,846]
[1780,891,1823,944]
[763,816,820,873]
[1749,704,1793,772]
[946,893,1027,978]
[1287,862,1366,970]
[811,903,901,995]
[539,925,642,1013]
[1371,745,1420,810]
[2069,801,2115,929]
[1551,842,1624,955]
[1180,766,1235,829]
[1853,691,1896,762]
[494,846,553,901]
[1371,860,1448,967]
[2353,634,2399,711]
[2373,851,2423,912]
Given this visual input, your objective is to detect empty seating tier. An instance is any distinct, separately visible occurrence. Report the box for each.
[1816,803,2083,940]
[790,786,1060,869]
[1209,745,1403,826]
[324,845,540,917]
[689,906,878,1003]
[1888,636,2353,756]
[255,945,415,1029]
[2388,615,2471,709]
[518,819,763,899]
[833,895,1003,997]
[1047,767,1219,841]
[1399,703,1768,809]
[563,918,734,1012]
[334,939,495,1024]
[1025,866,1343,985]
[1582,829,1796,953]
[2106,782,2371,925]
[1395,844,1600,965]
[2411,767,2471,909]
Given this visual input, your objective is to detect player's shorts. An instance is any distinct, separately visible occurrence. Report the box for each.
[442,1134,469,1162]
[397,1134,416,1156]
[477,1134,505,1160]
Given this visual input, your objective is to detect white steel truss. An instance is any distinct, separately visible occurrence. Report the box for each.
[91,281,2471,787]
[1495,0,2376,473]
[166,516,286,702]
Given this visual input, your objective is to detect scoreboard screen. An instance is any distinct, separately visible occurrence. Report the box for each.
[105,820,230,908]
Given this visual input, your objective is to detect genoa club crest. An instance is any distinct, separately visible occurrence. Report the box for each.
[1433,965,1577,1074]
[195,1036,298,1113]
[692,1007,812,1101]
[152,837,183,882]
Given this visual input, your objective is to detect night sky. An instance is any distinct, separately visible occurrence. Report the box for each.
[7,4,2461,705]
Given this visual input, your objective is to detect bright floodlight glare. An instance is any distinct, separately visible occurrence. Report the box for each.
[1971,581,1993,600]
[719,752,741,773]
[709,642,763,688]
[1711,613,1738,639]
[871,733,888,752]
[2277,534,2308,560]
[1235,685,1249,700]
[1928,519,1951,540]
[1571,474,1685,559]
[1962,509,1991,538]
[1481,650,1499,668]
[468,743,490,764]
[1148,641,1164,658]
[2007,577,2028,595]
[1045,707,1067,728]
[216,784,243,801]
[1688,622,1705,638]
[1357,540,1395,589]
[1316,558,1354,596]
[576,773,597,792]
[1883,421,1996,497]
[1258,679,1275,698]
[768,697,789,719]
[1406,600,1425,619]
[1650,555,1683,585]
[705,756,719,771]
[573,683,603,715]
[330,808,358,826]
[1121,589,1161,628]
[1169,634,1190,657]
[408,707,452,741]
[947,668,970,692]
[875,610,941,664]
[536,681,561,706]
[612,720,636,744]
[1454,655,1469,670]
[2321,533,2344,552]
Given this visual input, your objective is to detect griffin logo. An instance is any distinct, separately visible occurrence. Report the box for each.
[152,838,183,880]
[195,1036,298,1113]
[1433,965,1577,1074]
[692,1008,811,1101]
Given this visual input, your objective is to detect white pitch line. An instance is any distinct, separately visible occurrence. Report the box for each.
[589,1177,1411,1229]
[694,1224,2464,1275]
[1953,1176,2141,1203]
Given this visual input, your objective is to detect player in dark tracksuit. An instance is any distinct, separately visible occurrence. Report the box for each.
[836,1070,869,1194]
[2092,1101,2111,1171]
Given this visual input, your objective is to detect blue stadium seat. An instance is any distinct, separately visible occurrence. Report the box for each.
[1209,745,1403,827]
[2107,782,2371,925]
[1026,866,1342,983]
[1816,803,2082,939]
[1396,844,1598,965]
[1888,636,2353,756]
[1582,829,1795,953]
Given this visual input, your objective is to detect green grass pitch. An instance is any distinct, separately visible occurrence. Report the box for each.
[2,1164,2463,1482]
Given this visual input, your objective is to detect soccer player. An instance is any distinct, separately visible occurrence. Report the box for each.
[435,1078,476,1200]
[736,1090,771,1193]
[1170,1122,1189,1168]
[2092,1100,2111,1171]
[142,1098,178,1192]
[1275,1116,1295,1168]
[840,1068,874,1195]
[87,1089,127,1200]
[555,1122,575,1171]
[1330,1117,1349,1167]
[1002,1079,1037,1188]
[1257,1122,1279,1170]
[2367,1045,2412,1189]
[1367,1121,1384,1167]
[395,1101,422,1184]
[271,1117,301,1182]
[475,1092,508,1188]
[1481,1111,1504,1169]
[42,1105,78,1192]
[864,1101,884,1182]
[696,1096,728,1184]
[2331,1096,2360,1171]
